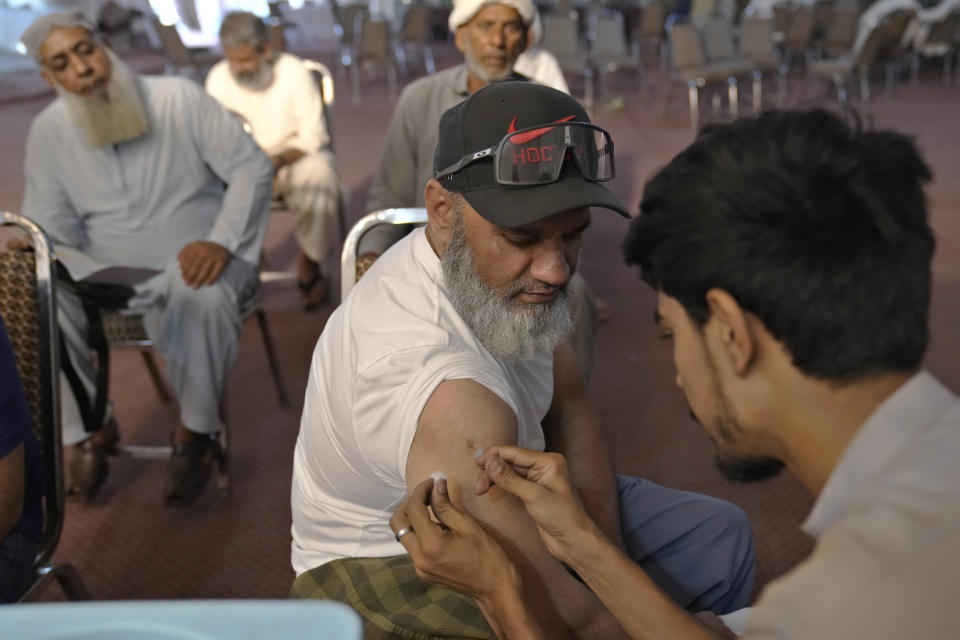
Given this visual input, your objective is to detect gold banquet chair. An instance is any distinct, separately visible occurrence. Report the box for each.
[0,211,91,601]
[99,285,290,489]
[340,208,428,302]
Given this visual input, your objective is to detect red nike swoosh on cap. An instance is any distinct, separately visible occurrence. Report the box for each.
[506,115,576,144]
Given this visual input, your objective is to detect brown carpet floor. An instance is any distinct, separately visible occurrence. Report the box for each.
[1,42,958,604]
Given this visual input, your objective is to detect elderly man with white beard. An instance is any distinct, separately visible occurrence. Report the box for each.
[206,11,342,309]
[18,11,273,507]
[290,82,755,638]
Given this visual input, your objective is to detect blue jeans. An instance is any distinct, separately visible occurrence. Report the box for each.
[617,475,755,613]
[0,531,37,603]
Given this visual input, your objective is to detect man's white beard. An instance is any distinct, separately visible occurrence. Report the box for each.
[57,49,150,148]
[441,213,574,360]
[463,38,517,83]
[231,58,275,91]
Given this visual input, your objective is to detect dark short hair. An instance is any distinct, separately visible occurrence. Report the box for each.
[219,11,269,50]
[624,109,934,381]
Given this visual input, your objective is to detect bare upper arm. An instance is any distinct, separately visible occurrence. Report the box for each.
[405,379,619,638]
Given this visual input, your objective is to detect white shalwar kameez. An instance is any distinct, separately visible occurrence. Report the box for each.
[21,74,274,444]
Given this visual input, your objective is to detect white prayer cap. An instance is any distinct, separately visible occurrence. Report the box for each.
[448,0,535,31]
[21,10,97,62]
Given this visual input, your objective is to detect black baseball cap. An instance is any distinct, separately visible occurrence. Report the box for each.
[432,80,630,228]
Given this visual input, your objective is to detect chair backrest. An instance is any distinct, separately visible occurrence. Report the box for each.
[824,8,860,51]
[855,16,895,66]
[0,212,63,571]
[740,15,776,59]
[703,14,738,60]
[772,4,791,33]
[267,20,287,52]
[670,20,707,69]
[590,9,630,58]
[925,9,959,47]
[553,0,578,19]
[337,4,369,45]
[399,2,432,43]
[302,59,336,150]
[341,208,428,301]
[784,6,815,50]
[542,13,585,64]
[639,1,668,41]
[356,17,393,63]
[691,0,716,23]
[871,8,916,60]
[154,20,191,66]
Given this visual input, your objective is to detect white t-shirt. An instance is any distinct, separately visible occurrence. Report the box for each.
[290,228,554,575]
[205,52,328,156]
[515,47,571,94]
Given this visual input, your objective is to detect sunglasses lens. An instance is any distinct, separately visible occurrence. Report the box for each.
[497,124,614,185]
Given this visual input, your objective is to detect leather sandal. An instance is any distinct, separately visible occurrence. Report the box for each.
[297,271,329,311]
[67,418,120,501]
[163,433,224,508]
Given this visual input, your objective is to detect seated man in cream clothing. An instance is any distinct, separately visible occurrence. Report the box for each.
[206,11,341,309]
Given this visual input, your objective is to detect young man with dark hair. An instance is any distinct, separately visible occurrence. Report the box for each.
[391,108,960,639]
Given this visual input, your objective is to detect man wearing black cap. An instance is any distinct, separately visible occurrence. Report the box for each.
[291,82,754,636]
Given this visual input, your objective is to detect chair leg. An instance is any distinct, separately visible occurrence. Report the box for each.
[387,63,398,100]
[687,81,700,132]
[19,563,91,602]
[141,349,172,403]
[350,61,361,105]
[336,192,348,245]
[728,77,739,119]
[254,308,290,409]
[584,67,595,112]
[216,397,230,497]
[835,76,848,104]
[777,66,787,107]
[752,70,762,113]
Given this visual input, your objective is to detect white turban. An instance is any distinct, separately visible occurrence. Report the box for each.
[447,0,535,31]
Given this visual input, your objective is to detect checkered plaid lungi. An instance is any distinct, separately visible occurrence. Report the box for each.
[290,554,497,639]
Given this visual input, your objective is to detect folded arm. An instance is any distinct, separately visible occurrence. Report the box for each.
[185,83,274,261]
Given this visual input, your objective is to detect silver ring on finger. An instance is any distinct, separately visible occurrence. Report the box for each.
[395,526,414,542]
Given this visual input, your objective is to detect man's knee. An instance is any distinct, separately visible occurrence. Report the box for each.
[680,497,755,612]
[290,152,337,190]
[618,476,755,613]
[166,273,237,325]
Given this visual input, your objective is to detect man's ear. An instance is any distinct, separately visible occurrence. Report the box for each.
[453,26,466,52]
[704,288,756,376]
[424,179,457,256]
